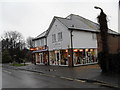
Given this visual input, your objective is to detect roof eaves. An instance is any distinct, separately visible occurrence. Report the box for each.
[68,27,119,35]
[68,27,99,33]
[108,29,119,34]
[32,36,46,41]
[36,31,47,37]
[46,16,56,36]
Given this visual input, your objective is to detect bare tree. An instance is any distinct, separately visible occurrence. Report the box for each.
[1,31,25,63]
[26,36,34,48]
[2,31,25,50]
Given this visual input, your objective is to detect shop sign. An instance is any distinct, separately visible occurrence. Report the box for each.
[30,45,48,51]
[30,48,37,51]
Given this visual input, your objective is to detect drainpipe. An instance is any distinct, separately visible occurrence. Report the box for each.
[46,37,50,65]
[70,30,74,67]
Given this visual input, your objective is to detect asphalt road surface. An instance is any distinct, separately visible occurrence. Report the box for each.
[2,67,112,88]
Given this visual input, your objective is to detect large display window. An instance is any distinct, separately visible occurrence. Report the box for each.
[73,49,97,65]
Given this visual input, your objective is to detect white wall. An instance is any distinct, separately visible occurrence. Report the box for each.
[47,18,97,50]
[47,19,71,51]
[72,30,97,49]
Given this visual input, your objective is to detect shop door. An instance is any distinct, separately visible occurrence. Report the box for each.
[55,51,60,65]
[40,53,43,64]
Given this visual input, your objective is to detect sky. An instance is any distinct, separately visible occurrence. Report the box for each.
[0,0,119,40]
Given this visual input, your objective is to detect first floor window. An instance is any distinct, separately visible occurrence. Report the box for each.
[52,34,56,43]
[58,32,62,41]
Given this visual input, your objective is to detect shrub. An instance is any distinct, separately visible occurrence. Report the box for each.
[98,52,120,73]
[2,49,12,63]
[108,53,120,73]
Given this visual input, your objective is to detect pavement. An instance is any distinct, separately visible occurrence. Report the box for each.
[3,63,120,89]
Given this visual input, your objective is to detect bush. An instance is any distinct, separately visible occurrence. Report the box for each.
[98,52,120,73]
[108,53,120,73]
[2,49,12,63]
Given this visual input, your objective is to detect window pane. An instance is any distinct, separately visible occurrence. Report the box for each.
[52,34,56,43]
[58,32,62,41]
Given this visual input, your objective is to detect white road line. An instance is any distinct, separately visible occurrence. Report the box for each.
[74,79,86,82]
[60,76,74,81]
[3,70,12,74]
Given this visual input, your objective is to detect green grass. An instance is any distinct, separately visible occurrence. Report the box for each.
[11,63,28,66]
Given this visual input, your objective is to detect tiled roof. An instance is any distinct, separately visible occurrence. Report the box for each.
[33,14,119,41]
[56,14,118,35]
[33,30,48,40]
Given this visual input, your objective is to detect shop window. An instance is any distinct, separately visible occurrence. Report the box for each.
[35,40,40,47]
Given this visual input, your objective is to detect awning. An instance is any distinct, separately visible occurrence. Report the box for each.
[32,49,48,53]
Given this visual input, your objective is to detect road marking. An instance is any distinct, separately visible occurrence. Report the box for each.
[3,70,12,74]
[60,76,74,81]
[16,68,120,89]
[74,79,86,82]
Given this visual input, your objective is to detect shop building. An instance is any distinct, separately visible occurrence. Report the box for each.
[47,14,99,66]
[32,31,49,65]
[32,14,119,66]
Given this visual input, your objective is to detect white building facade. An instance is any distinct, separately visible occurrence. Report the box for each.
[32,14,119,66]
[32,14,118,66]
[47,14,98,66]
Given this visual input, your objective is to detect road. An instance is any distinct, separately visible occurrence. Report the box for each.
[2,67,112,88]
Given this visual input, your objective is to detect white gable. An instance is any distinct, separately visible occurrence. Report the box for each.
[47,18,70,51]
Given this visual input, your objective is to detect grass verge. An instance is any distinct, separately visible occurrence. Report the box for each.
[11,63,28,66]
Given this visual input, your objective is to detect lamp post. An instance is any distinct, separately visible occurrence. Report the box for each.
[94,6,109,72]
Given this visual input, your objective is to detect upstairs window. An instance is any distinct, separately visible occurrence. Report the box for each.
[35,40,40,47]
[52,34,56,43]
[92,33,96,40]
[58,32,62,41]
[41,38,44,46]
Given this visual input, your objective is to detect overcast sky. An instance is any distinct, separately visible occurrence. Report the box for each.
[0,0,119,40]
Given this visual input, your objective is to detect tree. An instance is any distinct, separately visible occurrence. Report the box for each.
[26,37,34,63]
[26,36,34,48]
[95,6,109,72]
[1,31,25,63]
[1,31,25,50]
[2,49,12,63]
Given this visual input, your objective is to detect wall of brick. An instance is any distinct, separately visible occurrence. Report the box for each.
[97,33,119,54]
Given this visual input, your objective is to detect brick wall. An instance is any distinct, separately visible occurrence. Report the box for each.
[97,33,119,54]
[119,35,120,52]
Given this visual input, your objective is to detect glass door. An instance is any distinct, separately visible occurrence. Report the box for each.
[40,53,43,64]
[55,50,60,65]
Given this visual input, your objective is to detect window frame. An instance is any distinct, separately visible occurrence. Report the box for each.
[58,32,62,41]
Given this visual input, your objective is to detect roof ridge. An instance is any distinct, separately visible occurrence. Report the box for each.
[55,16,71,20]
[61,14,118,34]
